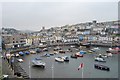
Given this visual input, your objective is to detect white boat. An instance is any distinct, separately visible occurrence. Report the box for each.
[32,60,46,68]
[106,53,112,57]
[107,47,120,54]
[71,45,75,48]
[91,47,100,52]
[54,51,58,54]
[55,57,64,62]
[17,59,23,62]
[95,57,106,62]
[15,53,20,57]
[29,50,36,54]
[62,56,69,62]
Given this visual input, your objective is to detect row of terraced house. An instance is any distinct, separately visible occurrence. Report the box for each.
[1,20,120,50]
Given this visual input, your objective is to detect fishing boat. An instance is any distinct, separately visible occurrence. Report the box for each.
[55,57,64,62]
[32,59,46,68]
[94,64,110,71]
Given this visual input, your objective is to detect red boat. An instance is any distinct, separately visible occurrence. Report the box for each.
[75,52,83,57]
[107,47,120,54]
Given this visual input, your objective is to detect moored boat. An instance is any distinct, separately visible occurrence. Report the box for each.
[94,57,106,62]
[32,59,46,68]
[55,57,64,62]
[17,59,23,62]
[75,52,83,57]
[94,64,110,71]
[42,53,50,57]
[19,51,24,56]
[71,54,77,59]
[107,47,120,54]
[62,56,69,62]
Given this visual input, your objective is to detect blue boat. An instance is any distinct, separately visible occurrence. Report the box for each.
[80,50,86,54]
[25,51,30,55]
[19,51,24,56]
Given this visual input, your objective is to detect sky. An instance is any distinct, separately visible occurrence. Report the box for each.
[1,1,119,31]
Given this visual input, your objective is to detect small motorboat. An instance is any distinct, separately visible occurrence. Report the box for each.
[17,59,23,62]
[75,52,83,57]
[91,47,100,52]
[71,54,77,59]
[66,48,72,52]
[55,57,64,62]
[42,53,50,57]
[36,48,42,53]
[107,53,113,57]
[87,50,93,53]
[25,51,30,55]
[70,45,75,48]
[54,47,61,51]
[19,52,24,56]
[54,51,58,54]
[102,54,108,58]
[62,56,69,62]
[59,50,65,53]
[94,57,106,62]
[43,48,48,51]
[29,50,36,54]
[32,59,46,68]
[94,64,110,71]
[15,53,20,57]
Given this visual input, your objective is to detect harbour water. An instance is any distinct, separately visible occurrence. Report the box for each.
[18,46,118,78]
